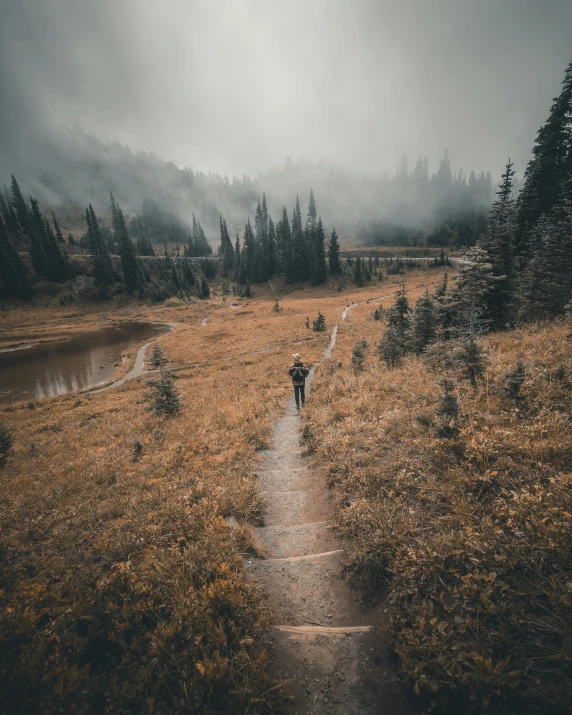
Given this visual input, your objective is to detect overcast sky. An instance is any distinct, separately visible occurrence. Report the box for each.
[1,0,571,178]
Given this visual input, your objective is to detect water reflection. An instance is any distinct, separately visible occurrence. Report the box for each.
[0,321,169,404]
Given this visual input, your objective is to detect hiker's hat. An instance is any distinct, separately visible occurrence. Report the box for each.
[292,353,302,361]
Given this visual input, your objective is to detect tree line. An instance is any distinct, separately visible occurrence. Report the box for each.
[0,180,213,302]
[217,190,342,287]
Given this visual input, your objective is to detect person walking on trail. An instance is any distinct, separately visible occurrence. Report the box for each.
[289,353,310,409]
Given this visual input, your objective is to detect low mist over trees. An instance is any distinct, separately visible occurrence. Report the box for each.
[0,123,496,249]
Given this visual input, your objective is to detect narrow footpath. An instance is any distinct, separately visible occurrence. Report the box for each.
[248,296,412,714]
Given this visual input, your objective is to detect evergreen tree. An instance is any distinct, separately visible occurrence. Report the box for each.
[377,325,404,368]
[219,215,234,276]
[388,282,411,338]
[233,234,242,283]
[111,193,140,295]
[241,218,256,283]
[87,204,114,288]
[0,192,18,234]
[266,215,277,278]
[10,175,31,234]
[191,215,212,256]
[452,245,495,315]
[328,228,342,276]
[0,218,32,300]
[146,367,181,416]
[27,199,47,277]
[200,276,210,299]
[52,212,65,243]
[409,289,437,353]
[353,256,364,286]
[312,217,328,285]
[433,272,456,340]
[351,338,368,369]
[516,60,572,247]
[151,343,167,367]
[182,260,196,290]
[478,160,516,325]
[42,214,70,282]
[135,216,155,256]
[277,206,294,282]
[312,311,326,332]
[291,196,307,282]
[306,189,318,284]
[517,202,572,319]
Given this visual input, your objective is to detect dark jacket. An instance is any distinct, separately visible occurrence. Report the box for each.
[289,361,309,385]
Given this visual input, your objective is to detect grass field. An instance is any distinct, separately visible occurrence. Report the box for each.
[304,292,572,713]
[0,266,443,713]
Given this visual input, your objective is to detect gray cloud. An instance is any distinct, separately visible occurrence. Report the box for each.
[1,0,571,180]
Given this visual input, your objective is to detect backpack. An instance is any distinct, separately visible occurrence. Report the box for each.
[291,365,306,381]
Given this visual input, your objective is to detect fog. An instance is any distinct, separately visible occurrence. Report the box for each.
[1,0,571,240]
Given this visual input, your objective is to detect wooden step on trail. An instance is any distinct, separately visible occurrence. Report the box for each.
[266,549,342,563]
[275,624,372,640]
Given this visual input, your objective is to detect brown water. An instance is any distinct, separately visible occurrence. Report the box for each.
[0,322,169,404]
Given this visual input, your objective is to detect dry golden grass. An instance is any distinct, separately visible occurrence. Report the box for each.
[0,270,440,713]
[304,301,572,713]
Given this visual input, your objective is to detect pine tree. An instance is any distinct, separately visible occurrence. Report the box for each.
[433,272,455,340]
[377,325,404,368]
[52,212,65,243]
[42,214,70,282]
[10,175,31,235]
[0,192,18,234]
[146,367,181,416]
[328,228,342,276]
[233,234,242,283]
[277,206,294,282]
[478,160,516,325]
[351,338,368,369]
[312,311,326,332]
[87,204,114,288]
[388,282,411,338]
[219,215,235,276]
[200,276,210,299]
[266,215,277,278]
[111,193,139,295]
[151,343,166,367]
[241,218,256,283]
[409,289,437,353]
[517,210,572,319]
[191,215,211,256]
[0,218,32,300]
[182,260,196,290]
[452,245,495,315]
[306,190,318,284]
[516,60,572,247]
[353,256,364,286]
[313,217,328,285]
[27,199,47,277]
[291,196,307,282]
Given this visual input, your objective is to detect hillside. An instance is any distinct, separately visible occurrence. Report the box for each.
[1,125,493,246]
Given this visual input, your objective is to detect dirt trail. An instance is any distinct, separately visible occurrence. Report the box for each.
[248,294,412,714]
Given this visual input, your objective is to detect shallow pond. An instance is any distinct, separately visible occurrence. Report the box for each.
[0,321,169,404]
